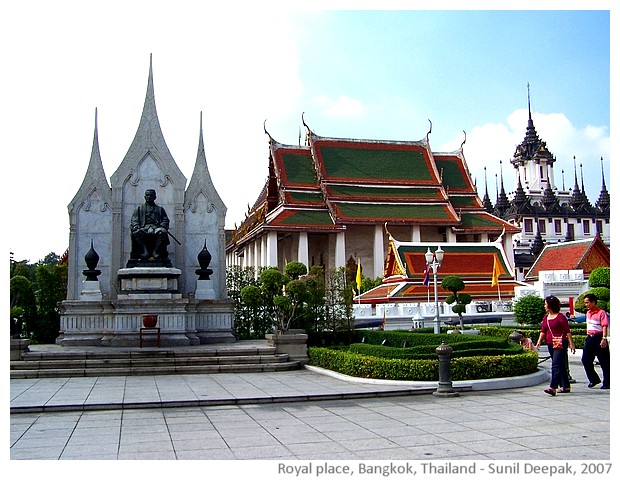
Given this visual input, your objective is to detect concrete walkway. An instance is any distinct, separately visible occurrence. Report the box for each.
[10,347,610,461]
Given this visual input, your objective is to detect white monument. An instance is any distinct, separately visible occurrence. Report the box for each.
[59,56,234,346]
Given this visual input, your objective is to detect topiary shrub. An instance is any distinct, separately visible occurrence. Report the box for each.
[575,287,610,313]
[588,267,610,288]
[512,294,545,325]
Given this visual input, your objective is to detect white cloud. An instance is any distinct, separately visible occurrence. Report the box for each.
[317,95,367,118]
[439,109,610,201]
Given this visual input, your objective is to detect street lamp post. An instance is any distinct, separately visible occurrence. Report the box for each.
[425,246,444,334]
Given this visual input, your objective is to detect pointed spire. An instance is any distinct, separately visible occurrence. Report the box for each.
[68,108,111,211]
[512,175,528,207]
[111,54,186,188]
[84,107,108,187]
[482,167,494,213]
[495,160,510,215]
[531,222,545,257]
[596,157,610,213]
[542,180,559,212]
[185,111,225,214]
[570,156,582,206]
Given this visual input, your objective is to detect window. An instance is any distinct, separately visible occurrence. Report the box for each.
[554,219,562,235]
[583,220,590,235]
[538,219,546,234]
[596,220,603,235]
[524,218,533,234]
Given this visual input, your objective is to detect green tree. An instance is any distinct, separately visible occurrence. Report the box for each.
[10,275,37,337]
[33,262,67,343]
[574,267,611,314]
[441,275,472,332]
[513,294,546,325]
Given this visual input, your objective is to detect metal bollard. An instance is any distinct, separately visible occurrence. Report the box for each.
[433,341,459,397]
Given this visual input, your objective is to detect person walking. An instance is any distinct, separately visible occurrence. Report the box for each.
[536,295,575,396]
[581,293,610,389]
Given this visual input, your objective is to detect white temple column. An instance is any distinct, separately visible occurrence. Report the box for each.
[410,225,421,242]
[373,224,384,278]
[335,231,346,269]
[261,234,268,269]
[253,239,260,272]
[266,231,278,268]
[298,231,309,268]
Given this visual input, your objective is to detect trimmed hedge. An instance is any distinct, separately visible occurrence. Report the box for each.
[308,347,539,381]
[348,340,523,360]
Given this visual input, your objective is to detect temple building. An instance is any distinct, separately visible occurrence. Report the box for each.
[225,120,519,281]
[481,89,611,280]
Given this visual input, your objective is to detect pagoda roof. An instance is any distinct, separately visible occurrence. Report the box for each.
[525,236,610,281]
[228,125,518,247]
[357,235,528,303]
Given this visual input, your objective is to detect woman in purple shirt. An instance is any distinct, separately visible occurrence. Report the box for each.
[535,295,576,396]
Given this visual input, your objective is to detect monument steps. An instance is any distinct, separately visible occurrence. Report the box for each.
[10,345,301,379]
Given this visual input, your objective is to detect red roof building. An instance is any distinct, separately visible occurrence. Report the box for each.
[226,122,519,279]
[525,235,611,281]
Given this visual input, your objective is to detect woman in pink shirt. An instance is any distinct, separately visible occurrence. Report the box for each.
[581,293,610,389]
[536,295,575,396]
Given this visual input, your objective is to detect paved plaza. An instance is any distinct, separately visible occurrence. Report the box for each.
[10,348,610,462]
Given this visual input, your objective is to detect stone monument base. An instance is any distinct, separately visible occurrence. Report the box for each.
[58,267,235,347]
[58,298,235,347]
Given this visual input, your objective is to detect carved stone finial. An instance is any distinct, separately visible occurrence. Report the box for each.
[82,240,102,281]
[195,240,213,280]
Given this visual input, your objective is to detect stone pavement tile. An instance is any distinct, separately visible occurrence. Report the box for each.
[172,437,230,452]
[547,445,608,460]
[271,431,332,445]
[434,429,499,444]
[117,439,175,456]
[168,429,223,442]
[322,428,382,442]
[365,424,428,438]
[232,444,294,460]
[10,445,65,460]
[408,441,480,459]
[485,449,552,460]
[359,447,422,460]
[219,431,282,448]
[338,437,402,453]
[285,440,349,456]
[121,431,172,445]
[414,419,470,434]
[301,416,369,433]
[60,441,119,459]
[175,448,235,460]
[390,432,448,448]
[455,438,526,455]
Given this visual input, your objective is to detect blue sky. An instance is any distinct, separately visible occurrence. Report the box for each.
[2,3,613,263]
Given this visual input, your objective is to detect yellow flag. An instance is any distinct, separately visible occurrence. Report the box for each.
[356,258,362,294]
[491,256,501,287]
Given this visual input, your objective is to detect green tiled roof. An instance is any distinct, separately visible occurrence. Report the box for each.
[332,203,456,221]
[318,145,434,182]
[449,195,480,209]
[328,185,442,201]
[286,191,324,205]
[270,209,334,227]
[281,152,317,186]
[435,156,471,191]
[458,212,509,229]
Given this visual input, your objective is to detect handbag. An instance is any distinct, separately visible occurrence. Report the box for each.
[547,317,564,349]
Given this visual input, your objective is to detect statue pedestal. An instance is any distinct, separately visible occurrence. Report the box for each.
[117,267,182,299]
[195,279,216,300]
[80,280,102,300]
[59,266,236,347]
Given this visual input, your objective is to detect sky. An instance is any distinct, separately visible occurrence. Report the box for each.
[2,1,614,264]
